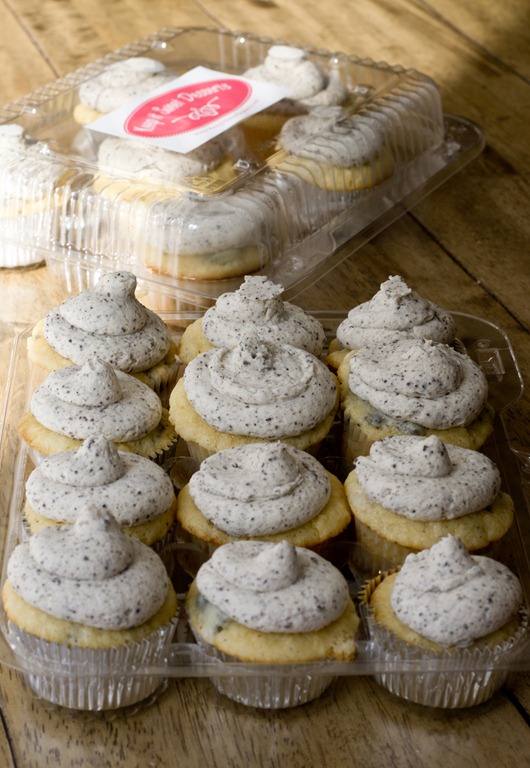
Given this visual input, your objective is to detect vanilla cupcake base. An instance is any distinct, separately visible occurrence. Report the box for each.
[341,391,495,462]
[169,378,339,462]
[186,581,358,708]
[2,580,178,711]
[344,471,514,571]
[18,407,178,467]
[360,572,528,709]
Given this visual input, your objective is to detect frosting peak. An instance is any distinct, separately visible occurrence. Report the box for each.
[184,340,337,438]
[41,434,126,486]
[47,357,123,407]
[196,541,349,632]
[390,536,523,646]
[43,270,171,373]
[201,276,326,355]
[336,276,455,348]
[347,338,488,429]
[188,442,330,535]
[355,435,501,521]
[29,506,134,581]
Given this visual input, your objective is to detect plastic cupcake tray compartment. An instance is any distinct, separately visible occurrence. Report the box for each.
[0,27,484,307]
[0,311,529,711]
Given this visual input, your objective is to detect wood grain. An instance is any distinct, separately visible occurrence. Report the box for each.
[0,0,529,765]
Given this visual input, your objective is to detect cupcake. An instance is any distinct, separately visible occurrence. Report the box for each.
[169,337,339,462]
[0,124,70,268]
[344,435,514,571]
[268,106,394,193]
[17,357,177,465]
[241,45,348,155]
[24,435,177,550]
[176,442,351,558]
[177,275,326,364]
[27,271,179,403]
[1,506,178,710]
[360,535,528,708]
[186,540,359,707]
[73,57,174,126]
[326,275,456,370]
[338,337,494,461]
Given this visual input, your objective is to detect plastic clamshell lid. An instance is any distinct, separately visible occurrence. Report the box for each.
[0,27,482,303]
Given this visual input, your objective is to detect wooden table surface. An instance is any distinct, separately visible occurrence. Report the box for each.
[0,1,529,766]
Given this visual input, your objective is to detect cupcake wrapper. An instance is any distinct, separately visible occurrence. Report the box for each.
[5,617,178,711]
[342,411,372,464]
[360,574,529,709]
[190,630,335,709]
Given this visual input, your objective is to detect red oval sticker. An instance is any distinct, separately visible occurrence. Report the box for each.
[124,78,251,138]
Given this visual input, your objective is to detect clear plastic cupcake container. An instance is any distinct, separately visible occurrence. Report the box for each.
[190,630,336,709]
[0,27,484,308]
[4,616,178,711]
[359,573,530,709]
[1,311,530,711]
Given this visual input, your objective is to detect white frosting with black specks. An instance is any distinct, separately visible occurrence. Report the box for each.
[97,134,228,185]
[336,275,455,349]
[189,442,330,535]
[355,435,501,521]
[347,338,488,429]
[202,276,326,355]
[30,357,162,442]
[244,45,347,106]
[184,338,337,438]
[7,506,169,629]
[0,123,66,200]
[278,106,385,166]
[196,540,349,632]
[390,536,523,647]
[26,435,175,526]
[78,57,174,113]
[43,272,170,372]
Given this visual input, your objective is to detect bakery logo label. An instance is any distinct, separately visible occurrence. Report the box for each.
[88,66,288,153]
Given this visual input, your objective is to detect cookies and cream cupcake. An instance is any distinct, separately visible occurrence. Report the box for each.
[327,275,456,369]
[24,435,177,550]
[338,337,494,461]
[0,124,70,268]
[177,442,351,557]
[186,540,359,707]
[17,357,177,464]
[345,435,514,570]
[1,506,178,710]
[177,275,326,364]
[269,105,394,193]
[27,271,178,402]
[169,337,339,462]
[360,535,528,708]
[73,57,174,126]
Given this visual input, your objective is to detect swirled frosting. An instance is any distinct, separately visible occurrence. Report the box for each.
[184,338,337,438]
[30,357,162,441]
[244,46,347,107]
[26,435,175,526]
[97,135,228,185]
[355,435,501,521]
[0,123,66,200]
[390,535,523,647]
[196,540,349,632]
[79,57,174,113]
[278,106,385,166]
[336,275,455,349]
[7,506,169,629]
[43,271,170,372]
[189,442,330,535]
[347,338,488,428]
[202,276,326,355]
